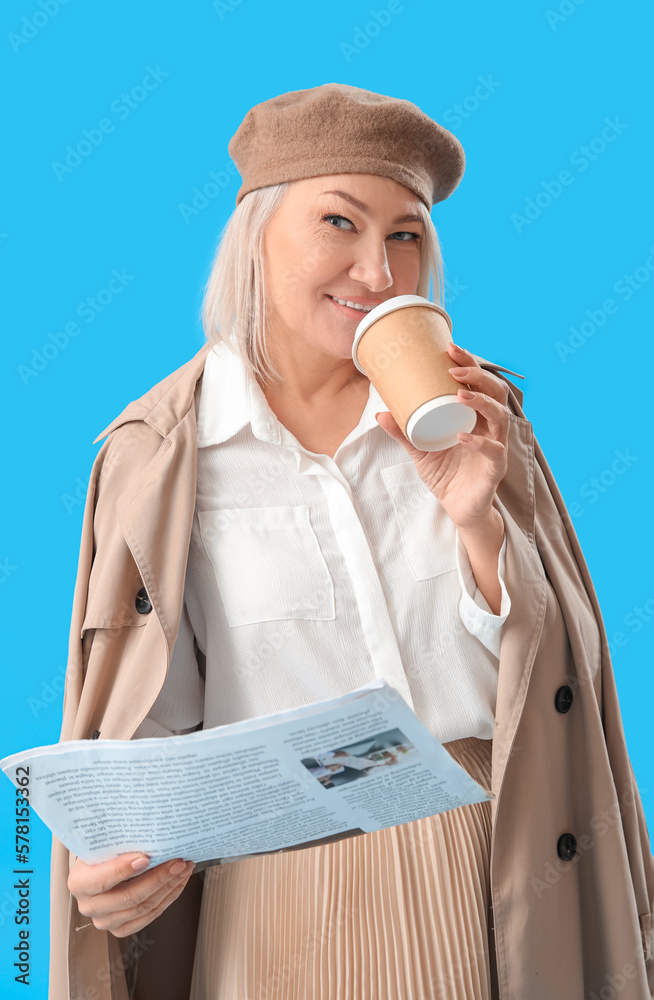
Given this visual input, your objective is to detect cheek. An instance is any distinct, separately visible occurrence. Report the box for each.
[296,228,349,287]
[268,228,337,297]
[390,246,422,289]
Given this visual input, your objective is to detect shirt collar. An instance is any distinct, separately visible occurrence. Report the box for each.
[196,340,389,450]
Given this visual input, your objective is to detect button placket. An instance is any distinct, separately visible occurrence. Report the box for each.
[315,471,415,710]
[554,685,577,865]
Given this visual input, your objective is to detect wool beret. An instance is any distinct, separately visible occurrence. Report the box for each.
[228,83,465,211]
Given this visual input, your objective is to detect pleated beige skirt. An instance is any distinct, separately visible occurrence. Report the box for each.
[189,736,497,1000]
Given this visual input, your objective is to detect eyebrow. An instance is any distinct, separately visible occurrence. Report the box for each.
[318,189,423,225]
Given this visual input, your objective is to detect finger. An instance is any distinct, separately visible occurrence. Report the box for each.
[458,431,508,469]
[68,852,152,898]
[448,365,510,405]
[99,872,195,939]
[447,343,481,369]
[83,862,195,928]
[75,858,192,914]
[455,390,508,443]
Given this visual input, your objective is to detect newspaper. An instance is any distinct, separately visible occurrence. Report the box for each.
[1,680,493,871]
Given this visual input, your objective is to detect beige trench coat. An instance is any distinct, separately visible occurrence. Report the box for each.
[49,341,654,1000]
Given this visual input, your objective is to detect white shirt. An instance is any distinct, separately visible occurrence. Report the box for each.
[136,340,511,745]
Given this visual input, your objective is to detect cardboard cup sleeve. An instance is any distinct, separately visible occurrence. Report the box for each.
[352,295,476,451]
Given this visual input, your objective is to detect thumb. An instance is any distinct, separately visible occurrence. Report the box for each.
[375,411,401,439]
[375,412,415,455]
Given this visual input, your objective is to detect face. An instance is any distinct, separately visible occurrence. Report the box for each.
[262,173,424,367]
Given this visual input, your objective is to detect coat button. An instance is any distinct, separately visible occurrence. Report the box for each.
[135,587,152,615]
[554,685,573,713]
[557,833,578,861]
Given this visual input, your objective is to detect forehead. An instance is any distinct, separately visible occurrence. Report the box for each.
[287,173,423,215]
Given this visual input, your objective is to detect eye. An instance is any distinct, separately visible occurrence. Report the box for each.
[389,231,421,243]
[322,214,356,231]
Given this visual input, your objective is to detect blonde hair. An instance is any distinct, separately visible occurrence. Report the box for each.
[201,181,446,387]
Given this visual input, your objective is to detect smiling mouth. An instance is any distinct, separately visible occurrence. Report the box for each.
[327,295,376,314]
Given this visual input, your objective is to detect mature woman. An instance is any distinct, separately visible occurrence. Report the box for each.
[51,84,654,1000]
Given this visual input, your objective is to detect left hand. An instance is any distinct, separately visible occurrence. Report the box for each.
[375,342,510,529]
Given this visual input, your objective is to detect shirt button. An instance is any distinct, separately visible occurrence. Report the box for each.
[135,587,152,615]
[557,833,578,861]
[554,685,573,713]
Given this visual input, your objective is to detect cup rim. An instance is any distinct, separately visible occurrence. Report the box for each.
[351,295,453,373]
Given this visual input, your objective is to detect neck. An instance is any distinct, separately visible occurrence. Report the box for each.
[259,329,368,405]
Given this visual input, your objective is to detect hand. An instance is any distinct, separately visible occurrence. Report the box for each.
[68,853,195,938]
[375,342,510,529]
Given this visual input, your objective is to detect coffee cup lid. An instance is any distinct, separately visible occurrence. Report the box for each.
[406,395,477,451]
[352,294,453,373]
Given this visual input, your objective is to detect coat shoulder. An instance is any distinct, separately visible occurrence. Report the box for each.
[473,352,526,412]
[92,342,211,444]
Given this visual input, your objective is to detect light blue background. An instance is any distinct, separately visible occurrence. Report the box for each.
[1,0,652,993]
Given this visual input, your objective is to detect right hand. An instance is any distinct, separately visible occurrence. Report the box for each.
[68,853,195,938]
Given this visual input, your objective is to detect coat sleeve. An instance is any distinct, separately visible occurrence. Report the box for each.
[49,420,204,1000]
[494,363,654,986]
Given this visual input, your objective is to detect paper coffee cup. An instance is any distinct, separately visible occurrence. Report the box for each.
[352,294,476,451]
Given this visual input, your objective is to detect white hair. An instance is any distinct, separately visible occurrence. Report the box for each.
[201,181,446,387]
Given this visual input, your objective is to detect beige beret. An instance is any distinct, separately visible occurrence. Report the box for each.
[228,83,465,210]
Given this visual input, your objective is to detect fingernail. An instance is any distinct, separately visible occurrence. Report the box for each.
[458,389,474,399]
[451,343,464,353]
[131,857,149,872]
[169,861,186,876]
[449,366,469,376]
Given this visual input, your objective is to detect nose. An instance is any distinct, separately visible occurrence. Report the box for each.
[348,238,394,292]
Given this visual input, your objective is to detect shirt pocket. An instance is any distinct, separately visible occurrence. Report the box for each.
[198,505,335,628]
[380,462,458,582]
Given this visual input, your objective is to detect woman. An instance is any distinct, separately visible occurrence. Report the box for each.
[51,84,654,999]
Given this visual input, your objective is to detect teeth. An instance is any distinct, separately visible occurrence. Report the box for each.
[330,296,373,313]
